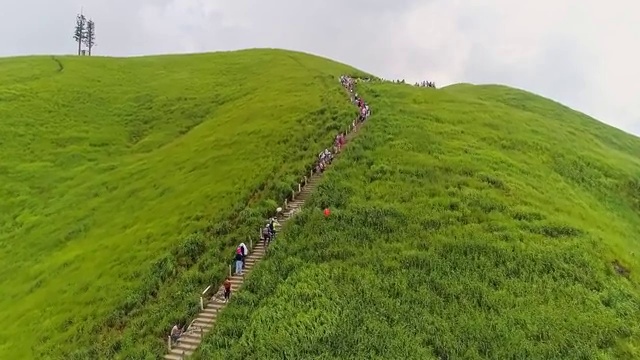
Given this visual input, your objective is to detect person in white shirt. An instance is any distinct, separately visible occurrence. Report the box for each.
[238,242,249,268]
[171,324,183,343]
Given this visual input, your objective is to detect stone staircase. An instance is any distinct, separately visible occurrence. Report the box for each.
[164,78,364,360]
[164,164,329,359]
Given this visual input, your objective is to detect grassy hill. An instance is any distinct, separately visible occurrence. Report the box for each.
[0,49,365,359]
[194,81,640,359]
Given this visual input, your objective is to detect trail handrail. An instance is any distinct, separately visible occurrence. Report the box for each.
[199,285,212,310]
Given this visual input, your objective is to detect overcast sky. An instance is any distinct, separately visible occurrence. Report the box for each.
[1,0,639,136]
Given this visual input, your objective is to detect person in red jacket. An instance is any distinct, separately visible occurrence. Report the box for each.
[223,277,232,303]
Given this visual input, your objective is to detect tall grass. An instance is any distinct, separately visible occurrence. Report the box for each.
[0,49,371,359]
[195,81,640,359]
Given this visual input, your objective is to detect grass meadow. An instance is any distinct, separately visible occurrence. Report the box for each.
[194,81,640,359]
[0,49,367,359]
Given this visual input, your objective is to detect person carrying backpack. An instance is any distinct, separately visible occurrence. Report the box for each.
[238,243,248,269]
[234,248,243,275]
[262,226,271,245]
[268,218,276,239]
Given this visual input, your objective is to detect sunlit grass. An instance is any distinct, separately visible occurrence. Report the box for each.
[196,81,640,359]
[0,49,367,359]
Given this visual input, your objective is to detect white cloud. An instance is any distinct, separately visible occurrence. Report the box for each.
[0,0,638,135]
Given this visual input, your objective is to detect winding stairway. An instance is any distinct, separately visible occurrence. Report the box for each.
[164,79,364,360]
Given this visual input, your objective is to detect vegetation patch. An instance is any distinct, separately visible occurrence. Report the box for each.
[0,49,369,359]
[613,260,631,278]
[196,80,640,359]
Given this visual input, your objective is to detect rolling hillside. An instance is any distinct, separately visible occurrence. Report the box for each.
[194,81,640,359]
[0,49,365,359]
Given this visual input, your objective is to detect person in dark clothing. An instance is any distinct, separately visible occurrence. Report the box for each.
[234,249,243,275]
[268,218,276,238]
[262,226,271,245]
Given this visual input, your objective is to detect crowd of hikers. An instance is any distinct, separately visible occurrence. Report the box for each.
[377,78,437,89]
[415,80,436,88]
[168,75,370,348]
[316,148,334,173]
[311,75,371,174]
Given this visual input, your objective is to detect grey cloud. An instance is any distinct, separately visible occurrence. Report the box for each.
[0,0,638,135]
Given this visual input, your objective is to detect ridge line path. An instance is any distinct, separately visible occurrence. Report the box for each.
[164,76,369,360]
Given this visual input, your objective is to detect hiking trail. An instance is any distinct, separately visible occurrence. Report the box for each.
[164,76,367,360]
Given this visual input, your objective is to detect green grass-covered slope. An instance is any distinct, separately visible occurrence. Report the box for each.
[0,49,366,359]
[196,81,640,359]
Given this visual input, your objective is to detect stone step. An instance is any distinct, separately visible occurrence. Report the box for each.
[165,347,193,359]
[244,255,263,262]
[194,315,215,325]
[206,301,225,309]
[174,348,195,356]
[179,335,202,346]
[193,316,215,325]
[206,302,224,310]
[198,312,216,320]
[193,321,213,329]
[177,342,199,351]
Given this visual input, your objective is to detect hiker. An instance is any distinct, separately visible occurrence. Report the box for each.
[262,225,271,245]
[339,133,346,149]
[334,134,342,153]
[234,247,243,275]
[318,161,325,173]
[170,323,183,344]
[324,148,332,164]
[223,277,232,303]
[238,243,248,269]
[266,222,275,242]
[268,218,277,238]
